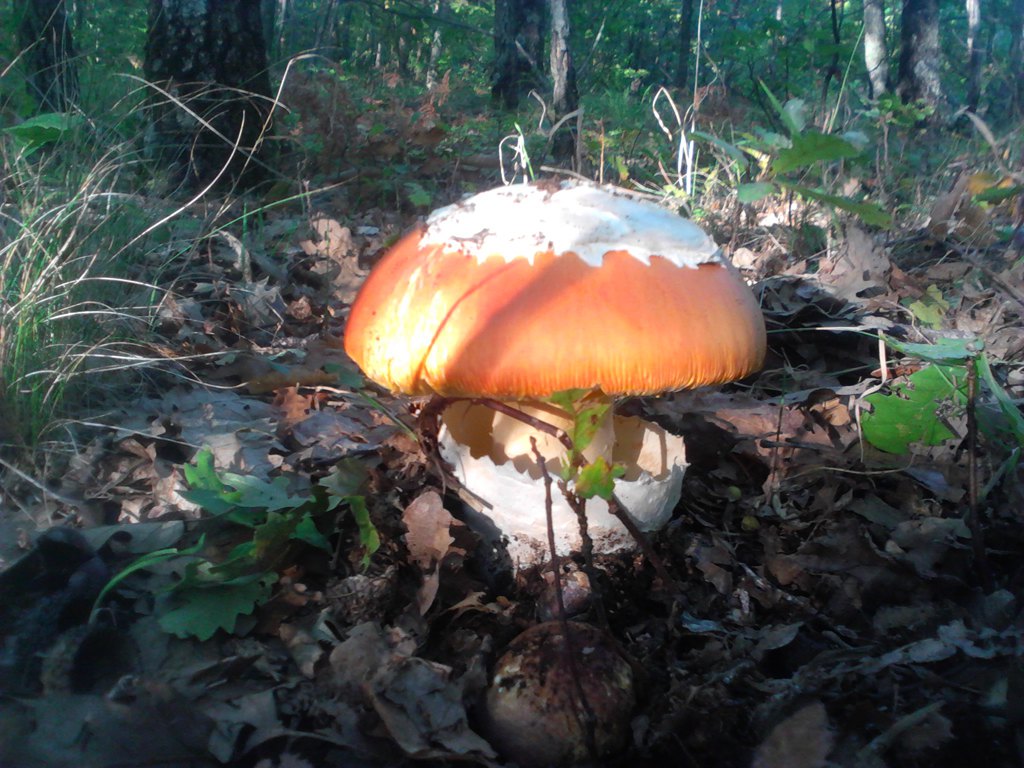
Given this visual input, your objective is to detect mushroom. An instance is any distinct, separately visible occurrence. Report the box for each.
[344,181,765,565]
[482,620,635,766]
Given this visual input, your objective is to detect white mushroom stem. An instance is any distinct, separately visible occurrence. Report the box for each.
[437,399,687,567]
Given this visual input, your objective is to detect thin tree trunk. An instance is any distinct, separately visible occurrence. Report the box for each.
[16,0,79,112]
[965,0,982,110]
[314,0,339,52]
[276,0,289,60]
[819,0,843,120]
[260,0,276,59]
[675,0,697,90]
[335,2,354,62]
[1013,0,1024,115]
[549,0,577,166]
[425,0,447,89]
[863,0,889,98]
[897,0,944,110]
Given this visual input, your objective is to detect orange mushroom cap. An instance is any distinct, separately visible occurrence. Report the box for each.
[344,181,766,399]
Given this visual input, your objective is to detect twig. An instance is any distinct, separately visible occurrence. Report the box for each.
[531,437,599,763]
[946,239,1024,310]
[608,493,685,595]
[559,480,610,629]
[965,362,993,591]
[470,398,574,451]
[416,396,492,511]
[0,454,85,512]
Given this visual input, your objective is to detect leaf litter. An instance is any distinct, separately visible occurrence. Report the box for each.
[2,181,1024,767]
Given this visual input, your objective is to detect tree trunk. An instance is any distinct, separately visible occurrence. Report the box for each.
[314,0,339,53]
[276,0,289,62]
[674,0,697,91]
[897,0,944,109]
[16,0,79,112]
[965,0,982,110]
[549,0,577,166]
[144,0,273,189]
[1012,0,1024,115]
[819,0,843,119]
[492,0,545,109]
[260,0,276,59]
[863,0,889,98]
[335,1,354,62]
[425,0,447,89]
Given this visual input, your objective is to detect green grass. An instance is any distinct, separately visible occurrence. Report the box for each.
[0,121,159,453]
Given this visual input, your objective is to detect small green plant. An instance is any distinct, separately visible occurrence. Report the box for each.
[692,83,890,228]
[547,389,625,502]
[2,112,83,157]
[861,337,1024,493]
[97,448,378,641]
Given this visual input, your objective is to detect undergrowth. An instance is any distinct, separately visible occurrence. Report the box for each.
[0,118,166,457]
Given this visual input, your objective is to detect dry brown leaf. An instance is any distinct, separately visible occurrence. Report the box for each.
[403,491,456,615]
[366,656,497,761]
[818,224,892,302]
[752,701,833,768]
[928,172,971,239]
[273,386,313,429]
[301,215,354,261]
[403,491,455,571]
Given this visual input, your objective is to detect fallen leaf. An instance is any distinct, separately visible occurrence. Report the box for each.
[366,656,497,761]
[403,491,455,571]
[752,701,833,768]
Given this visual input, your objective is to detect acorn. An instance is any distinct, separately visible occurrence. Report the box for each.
[482,621,635,766]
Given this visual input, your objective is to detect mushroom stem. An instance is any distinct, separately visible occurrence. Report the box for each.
[433,395,687,564]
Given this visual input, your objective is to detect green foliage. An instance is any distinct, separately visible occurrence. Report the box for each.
[698,89,890,228]
[0,113,159,449]
[183,451,316,521]
[90,538,207,624]
[862,337,1024,461]
[862,364,968,453]
[158,570,277,642]
[546,389,626,502]
[320,459,380,568]
[548,389,611,459]
[574,456,626,501]
[864,94,936,129]
[3,113,83,157]
[112,449,379,640]
[771,131,862,174]
[904,285,950,329]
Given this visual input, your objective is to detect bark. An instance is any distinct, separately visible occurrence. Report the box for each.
[144,0,273,189]
[425,0,447,89]
[965,0,982,110]
[16,0,79,112]
[1013,0,1024,115]
[819,0,843,118]
[314,0,339,52]
[674,0,697,90]
[260,0,276,58]
[897,0,944,109]
[492,0,545,109]
[549,0,577,165]
[863,0,889,98]
[334,1,354,61]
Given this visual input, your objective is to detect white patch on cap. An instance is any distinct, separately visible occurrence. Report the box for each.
[422,182,722,267]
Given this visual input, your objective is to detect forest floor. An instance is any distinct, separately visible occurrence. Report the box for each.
[1,174,1024,768]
